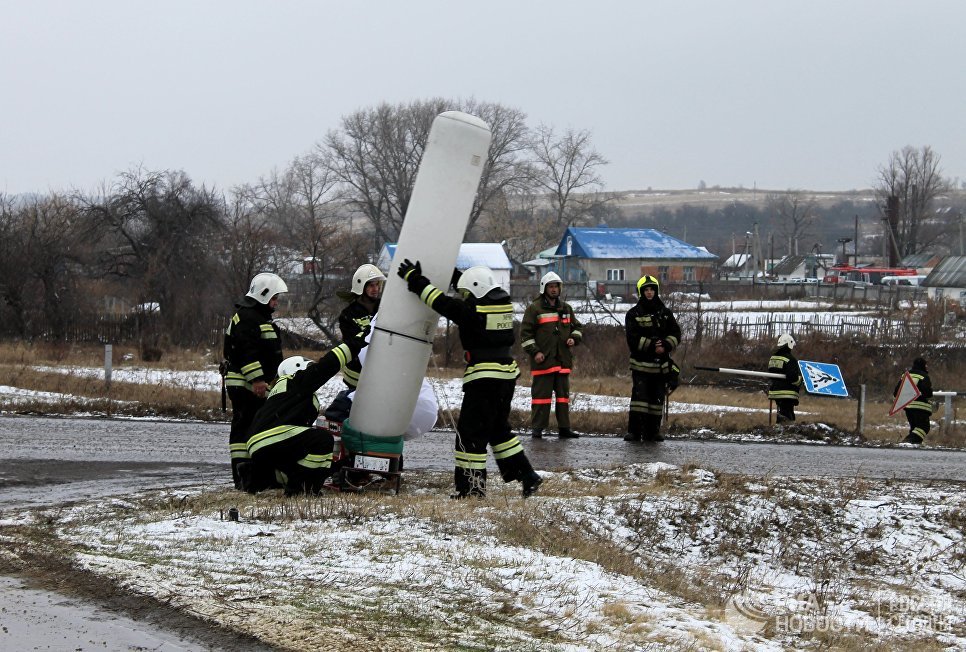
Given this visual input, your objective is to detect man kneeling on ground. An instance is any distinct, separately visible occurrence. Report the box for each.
[240,336,365,495]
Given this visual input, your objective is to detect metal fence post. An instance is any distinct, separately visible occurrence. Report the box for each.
[104,344,113,389]
[856,384,865,436]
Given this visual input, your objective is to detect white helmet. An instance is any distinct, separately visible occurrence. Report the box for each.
[457,266,499,299]
[278,356,313,377]
[540,271,563,294]
[777,333,796,349]
[351,264,386,296]
[247,273,288,305]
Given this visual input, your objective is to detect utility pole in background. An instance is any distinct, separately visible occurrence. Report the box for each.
[884,195,901,266]
[854,215,859,265]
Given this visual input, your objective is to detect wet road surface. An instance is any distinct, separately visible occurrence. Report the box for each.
[2,414,964,509]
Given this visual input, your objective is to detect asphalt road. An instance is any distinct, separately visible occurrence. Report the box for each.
[1,414,964,509]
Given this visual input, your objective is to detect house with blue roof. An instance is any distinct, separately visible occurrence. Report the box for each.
[550,227,718,292]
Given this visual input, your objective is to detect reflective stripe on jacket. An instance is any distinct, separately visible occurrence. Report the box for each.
[520,295,582,374]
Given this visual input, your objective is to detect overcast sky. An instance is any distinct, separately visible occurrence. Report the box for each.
[2,0,964,196]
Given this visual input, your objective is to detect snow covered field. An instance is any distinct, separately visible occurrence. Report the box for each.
[3,461,961,651]
[10,364,762,419]
[0,355,963,649]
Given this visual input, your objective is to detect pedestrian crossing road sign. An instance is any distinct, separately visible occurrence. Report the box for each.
[798,360,849,397]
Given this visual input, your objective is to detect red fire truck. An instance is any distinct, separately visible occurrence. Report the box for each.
[822,265,917,285]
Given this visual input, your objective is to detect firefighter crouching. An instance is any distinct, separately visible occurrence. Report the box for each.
[242,338,365,495]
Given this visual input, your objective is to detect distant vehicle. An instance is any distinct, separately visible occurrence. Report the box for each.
[772,277,818,284]
[881,275,927,287]
[823,265,917,285]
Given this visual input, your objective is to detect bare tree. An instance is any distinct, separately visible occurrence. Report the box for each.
[81,168,225,346]
[0,193,92,338]
[767,191,818,256]
[461,99,534,236]
[242,150,364,341]
[217,191,279,303]
[875,145,949,258]
[477,186,559,268]
[323,98,533,242]
[529,125,609,228]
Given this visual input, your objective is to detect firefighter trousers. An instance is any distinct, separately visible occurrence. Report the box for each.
[250,426,335,495]
[228,387,266,489]
[904,408,931,441]
[628,370,667,439]
[455,379,535,496]
[530,370,570,430]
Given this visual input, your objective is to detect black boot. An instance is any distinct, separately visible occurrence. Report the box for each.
[453,468,486,499]
[531,428,543,439]
[624,432,641,441]
[236,461,254,493]
[522,471,543,497]
[558,428,579,439]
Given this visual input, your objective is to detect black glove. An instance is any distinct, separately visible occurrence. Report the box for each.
[397,258,421,281]
[344,331,368,357]
[450,267,462,291]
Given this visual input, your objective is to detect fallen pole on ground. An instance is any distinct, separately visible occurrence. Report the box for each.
[694,365,784,380]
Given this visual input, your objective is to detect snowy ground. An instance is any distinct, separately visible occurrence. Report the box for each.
[10,364,764,420]
[2,462,962,651]
[2,295,963,651]
[276,297,894,337]
[0,361,964,649]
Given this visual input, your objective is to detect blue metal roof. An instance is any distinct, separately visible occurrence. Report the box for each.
[554,227,718,261]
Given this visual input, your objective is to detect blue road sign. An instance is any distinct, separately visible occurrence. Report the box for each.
[798,360,849,397]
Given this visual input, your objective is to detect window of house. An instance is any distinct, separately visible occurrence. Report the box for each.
[606,269,624,281]
[683,266,695,281]
[658,266,669,282]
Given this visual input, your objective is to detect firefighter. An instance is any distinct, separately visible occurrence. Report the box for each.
[223,272,287,489]
[767,333,803,424]
[520,271,583,439]
[337,264,386,390]
[625,275,681,442]
[243,338,365,495]
[893,357,933,444]
[397,259,542,498]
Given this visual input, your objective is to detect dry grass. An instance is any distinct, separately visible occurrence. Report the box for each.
[0,342,959,445]
[9,464,958,651]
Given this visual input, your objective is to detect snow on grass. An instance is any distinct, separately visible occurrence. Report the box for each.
[20,366,764,420]
[34,463,965,651]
